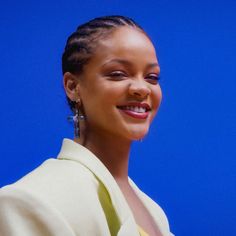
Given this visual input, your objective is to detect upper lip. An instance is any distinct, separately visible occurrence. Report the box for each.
[117,102,151,111]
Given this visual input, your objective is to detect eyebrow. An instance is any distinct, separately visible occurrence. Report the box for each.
[102,59,160,69]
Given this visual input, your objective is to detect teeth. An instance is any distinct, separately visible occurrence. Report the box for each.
[123,106,146,113]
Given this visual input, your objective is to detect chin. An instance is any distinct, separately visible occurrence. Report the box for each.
[128,127,149,141]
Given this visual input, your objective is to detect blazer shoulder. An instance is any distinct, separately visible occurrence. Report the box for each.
[13,158,99,196]
[0,159,111,235]
[0,186,75,236]
[2,158,101,220]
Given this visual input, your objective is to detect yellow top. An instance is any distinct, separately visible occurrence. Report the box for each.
[138,225,149,236]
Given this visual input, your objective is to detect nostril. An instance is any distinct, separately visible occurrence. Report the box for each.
[132,89,150,99]
[128,80,151,99]
[133,92,141,96]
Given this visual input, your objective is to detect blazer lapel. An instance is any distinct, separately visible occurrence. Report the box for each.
[57,139,140,235]
[117,216,140,236]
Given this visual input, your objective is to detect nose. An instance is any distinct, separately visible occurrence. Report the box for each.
[128,79,151,99]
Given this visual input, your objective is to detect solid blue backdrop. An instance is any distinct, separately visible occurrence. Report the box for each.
[0,0,235,235]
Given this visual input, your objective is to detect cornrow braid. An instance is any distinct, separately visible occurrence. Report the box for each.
[62,15,145,111]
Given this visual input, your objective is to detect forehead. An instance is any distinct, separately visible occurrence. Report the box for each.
[89,26,157,66]
[103,26,152,46]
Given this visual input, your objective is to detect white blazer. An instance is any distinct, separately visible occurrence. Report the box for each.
[0,139,174,236]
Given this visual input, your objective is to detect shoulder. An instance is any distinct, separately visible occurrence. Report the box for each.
[14,158,97,194]
[0,158,110,235]
[0,185,75,235]
[2,158,101,209]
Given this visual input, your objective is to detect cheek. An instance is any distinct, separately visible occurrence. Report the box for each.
[152,86,162,110]
[81,86,118,116]
[149,86,162,122]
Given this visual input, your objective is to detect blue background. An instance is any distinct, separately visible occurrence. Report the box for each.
[0,1,235,235]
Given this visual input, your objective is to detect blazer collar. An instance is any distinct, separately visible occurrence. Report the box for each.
[57,138,139,234]
[57,139,168,236]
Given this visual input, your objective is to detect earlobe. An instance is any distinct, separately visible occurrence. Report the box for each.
[63,72,80,102]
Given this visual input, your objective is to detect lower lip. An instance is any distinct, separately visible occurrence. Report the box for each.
[119,109,149,119]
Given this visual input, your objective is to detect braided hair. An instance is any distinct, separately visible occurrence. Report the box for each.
[62,15,145,111]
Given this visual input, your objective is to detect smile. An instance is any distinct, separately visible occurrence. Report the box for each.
[117,103,151,119]
[119,106,147,113]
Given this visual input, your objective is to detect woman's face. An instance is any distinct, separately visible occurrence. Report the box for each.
[78,26,162,141]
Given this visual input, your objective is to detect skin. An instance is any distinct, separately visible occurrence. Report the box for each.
[64,26,162,235]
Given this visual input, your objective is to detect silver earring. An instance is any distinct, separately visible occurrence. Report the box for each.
[75,98,85,121]
[67,107,80,138]
[67,99,85,138]
[74,107,81,138]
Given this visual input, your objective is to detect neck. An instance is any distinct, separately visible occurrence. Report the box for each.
[75,131,132,182]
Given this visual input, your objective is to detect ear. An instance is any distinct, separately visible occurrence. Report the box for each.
[63,72,81,102]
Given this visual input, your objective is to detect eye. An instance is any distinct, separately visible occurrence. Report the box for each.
[107,71,128,80]
[145,74,161,84]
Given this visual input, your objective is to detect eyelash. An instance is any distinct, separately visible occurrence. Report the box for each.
[109,71,127,78]
[145,74,161,84]
[106,71,127,82]
[108,71,160,84]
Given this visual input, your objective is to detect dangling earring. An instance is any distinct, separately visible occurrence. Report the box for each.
[68,98,85,138]
[75,98,85,120]
[72,107,80,138]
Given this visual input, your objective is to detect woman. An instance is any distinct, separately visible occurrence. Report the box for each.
[0,16,174,236]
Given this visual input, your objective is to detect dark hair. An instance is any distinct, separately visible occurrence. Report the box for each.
[62,15,145,111]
